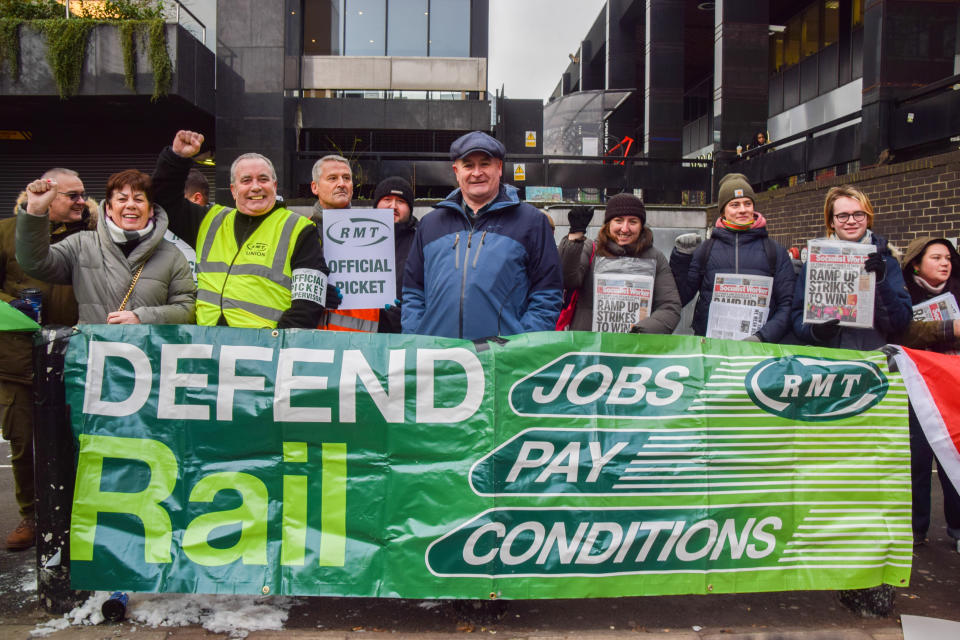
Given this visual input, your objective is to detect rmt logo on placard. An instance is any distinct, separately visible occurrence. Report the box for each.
[746,356,888,421]
[325,217,390,247]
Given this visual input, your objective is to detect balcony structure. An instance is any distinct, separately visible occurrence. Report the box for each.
[0,23,215,209]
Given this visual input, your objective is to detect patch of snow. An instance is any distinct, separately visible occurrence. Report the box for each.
[130,593,297,638]
[19,569,37,592]
[418,601,442,610]
[31,591,110,637]
[29,616,70,637]
[31,591,298,639]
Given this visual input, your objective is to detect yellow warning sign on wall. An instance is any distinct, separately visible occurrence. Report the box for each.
[525,131,537,147]
[514,163,526,181]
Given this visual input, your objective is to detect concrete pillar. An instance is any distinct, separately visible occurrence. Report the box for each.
[215,0,290,203]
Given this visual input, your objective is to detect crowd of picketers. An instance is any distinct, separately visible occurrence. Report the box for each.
[1,130,957,560]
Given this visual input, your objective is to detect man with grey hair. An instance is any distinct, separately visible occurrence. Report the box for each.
[307,153,383,332]
[152,130,333,328]
[309,154,353,227]
[2,167,94,549]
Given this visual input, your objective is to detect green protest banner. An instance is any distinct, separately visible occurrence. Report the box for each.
[64,325,911,598]
[0,299,40,332]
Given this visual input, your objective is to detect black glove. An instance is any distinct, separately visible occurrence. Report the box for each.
[863,252,886,282]
[383,297,402,311]
[325,283,342,310]
[629,324,641,334]
[567,206,594,234]
[811,318,841,343]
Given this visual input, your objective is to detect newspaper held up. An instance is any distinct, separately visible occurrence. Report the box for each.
[803,239,875,329]
[912,292,960,355]
[911,292,960,322]
[706,273,773,340]
[592,256,656,333]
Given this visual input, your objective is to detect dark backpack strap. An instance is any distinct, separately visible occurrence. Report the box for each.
[696,236,715,283]
[763,237,779,277]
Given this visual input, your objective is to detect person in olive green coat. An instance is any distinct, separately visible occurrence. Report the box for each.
[16,169,195,325]
[0,168,95,550]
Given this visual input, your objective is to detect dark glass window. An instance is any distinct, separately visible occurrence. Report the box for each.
[823,0,839,47]
[345,0,386,55]
[388,0,428,56]
[304,0,340,55]
[784,14,801,67]
[429,0,470,57]
[800,3,820,59]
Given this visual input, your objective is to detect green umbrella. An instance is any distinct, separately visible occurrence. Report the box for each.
[0,300,40,332]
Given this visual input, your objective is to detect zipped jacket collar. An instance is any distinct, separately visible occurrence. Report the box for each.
[435,183,520,223]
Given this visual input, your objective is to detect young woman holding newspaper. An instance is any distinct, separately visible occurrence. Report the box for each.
[669,173,796,341]
[558,194,681,333]
[790,185,911,350]
[897,236,960,550]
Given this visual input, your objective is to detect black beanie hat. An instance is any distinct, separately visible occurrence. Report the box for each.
[603,193,646,225]
[373,176,414,212]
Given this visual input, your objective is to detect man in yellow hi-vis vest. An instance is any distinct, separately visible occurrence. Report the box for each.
[309,155,380,333]
[152,130,334,328]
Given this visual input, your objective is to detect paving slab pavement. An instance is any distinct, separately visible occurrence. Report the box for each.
[0,624,909,639]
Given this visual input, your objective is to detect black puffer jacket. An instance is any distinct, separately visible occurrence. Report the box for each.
[670,217,796,341]
[379,215,418,333]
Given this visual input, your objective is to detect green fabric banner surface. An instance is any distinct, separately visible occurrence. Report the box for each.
[64,325,912,598]
[0,299,40,332]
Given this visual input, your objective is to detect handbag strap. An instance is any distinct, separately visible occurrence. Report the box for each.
[117,263,146,312]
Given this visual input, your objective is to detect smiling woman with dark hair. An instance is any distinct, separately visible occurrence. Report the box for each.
[897,236,960,551]
[15,169,195,325]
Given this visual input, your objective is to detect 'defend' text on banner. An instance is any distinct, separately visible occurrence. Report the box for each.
[64,326,912,598]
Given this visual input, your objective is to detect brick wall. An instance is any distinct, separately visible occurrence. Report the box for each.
[713,150,960,254]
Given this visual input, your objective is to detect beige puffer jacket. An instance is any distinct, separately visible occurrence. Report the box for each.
[15,202,196,325]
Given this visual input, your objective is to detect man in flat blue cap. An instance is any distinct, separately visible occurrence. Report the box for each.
[401,131,562,339]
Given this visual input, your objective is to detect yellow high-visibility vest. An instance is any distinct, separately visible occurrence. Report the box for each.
[195,204,313,328]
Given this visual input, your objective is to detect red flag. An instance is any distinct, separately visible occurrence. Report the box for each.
[890,346,960,492]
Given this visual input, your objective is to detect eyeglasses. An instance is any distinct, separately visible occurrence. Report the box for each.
[57,191,87,202]
[833,211,867,223]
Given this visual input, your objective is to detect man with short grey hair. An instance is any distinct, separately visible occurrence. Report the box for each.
[1,167,94,549]
[310,154,353,221]
[152,130,334,328]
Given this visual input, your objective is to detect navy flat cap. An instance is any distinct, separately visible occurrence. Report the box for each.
[449,131,506,161]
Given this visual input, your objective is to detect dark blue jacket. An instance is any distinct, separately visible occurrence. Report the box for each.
[670,224,796,341]
[791,232,912,350]
[401,184,563,339]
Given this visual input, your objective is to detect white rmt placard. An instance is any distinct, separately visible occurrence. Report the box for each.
[322,208,396,310]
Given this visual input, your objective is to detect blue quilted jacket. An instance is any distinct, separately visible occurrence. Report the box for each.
[401,184,562,339]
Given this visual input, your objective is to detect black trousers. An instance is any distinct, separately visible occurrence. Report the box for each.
[910,405,960,540]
